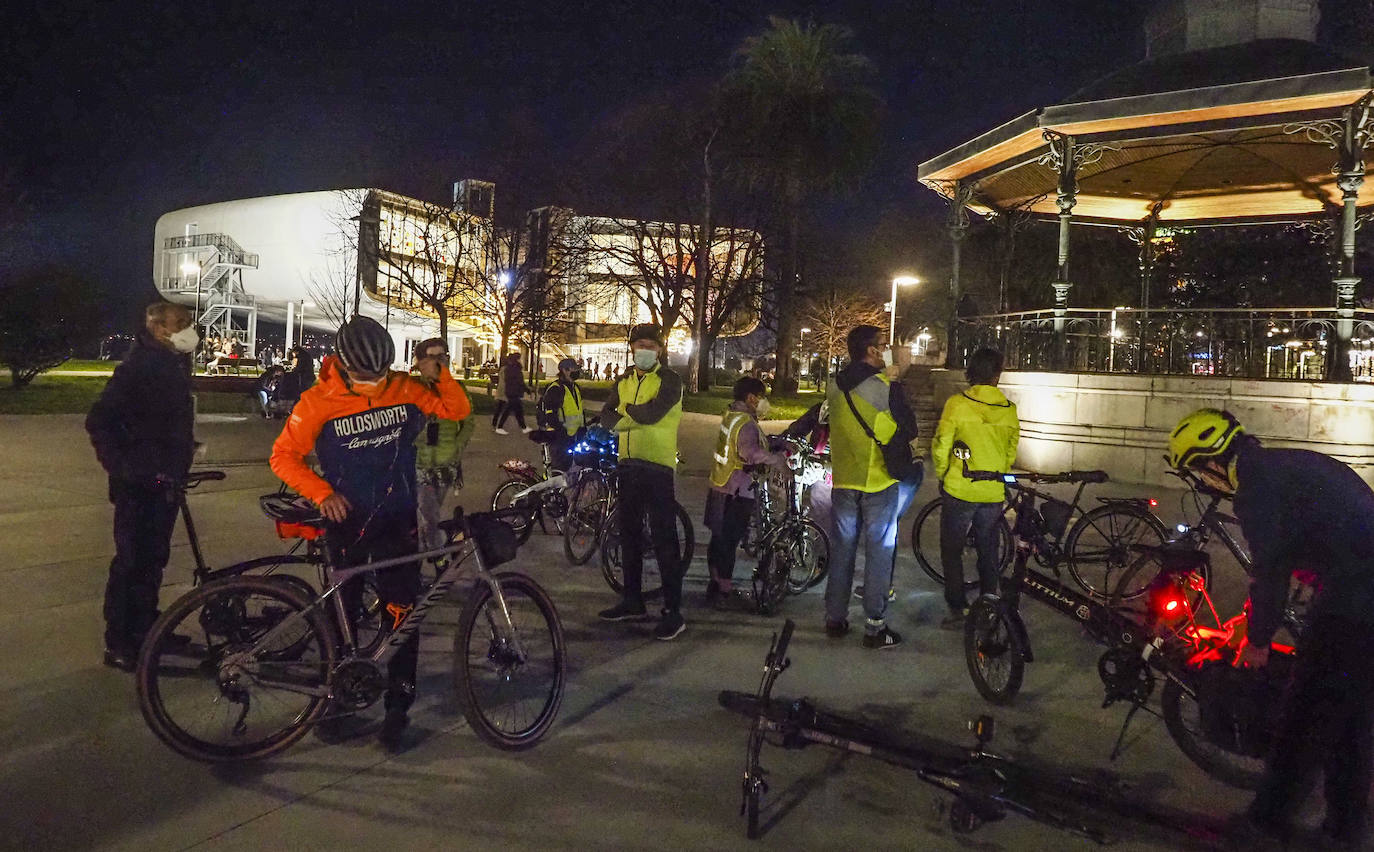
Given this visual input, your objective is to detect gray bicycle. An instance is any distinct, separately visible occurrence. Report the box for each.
[136,504,566,762]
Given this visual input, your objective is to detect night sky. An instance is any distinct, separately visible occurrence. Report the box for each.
[2,0,1151,327]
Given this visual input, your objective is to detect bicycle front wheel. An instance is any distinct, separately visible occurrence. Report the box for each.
[454,572,566,750]
[1065,504,1168,600]
[137,575,336,763]
[491,478,537,545]
[912,497,1012,588]
[562,470,610,566]
[964,595,1025,705]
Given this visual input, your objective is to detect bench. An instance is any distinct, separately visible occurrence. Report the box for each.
[206,356,260,376]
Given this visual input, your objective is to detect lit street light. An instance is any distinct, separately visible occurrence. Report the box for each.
[889,275,920,347]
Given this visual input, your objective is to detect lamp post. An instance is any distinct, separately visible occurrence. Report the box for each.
[889,276,920,347]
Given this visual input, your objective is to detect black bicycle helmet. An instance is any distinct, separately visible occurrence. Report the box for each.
[335,316,395,376]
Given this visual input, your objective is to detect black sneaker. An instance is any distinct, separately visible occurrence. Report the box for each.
[824,619,850,639]
[653,610,686,641]
[599,600,648,621]
[102,648,136,673]
[378,709,409,752]
[862,626,902,649]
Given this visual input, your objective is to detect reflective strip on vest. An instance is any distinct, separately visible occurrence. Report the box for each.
[709,410,751,488]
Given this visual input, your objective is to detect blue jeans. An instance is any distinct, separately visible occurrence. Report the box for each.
[939,493,1003,612]
[825,484,901,634]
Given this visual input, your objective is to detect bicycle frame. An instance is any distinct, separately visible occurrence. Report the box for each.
[220,521,522,698]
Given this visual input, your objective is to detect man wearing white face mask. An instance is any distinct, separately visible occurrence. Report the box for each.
[597,323,687,639]
[86,301,200,672]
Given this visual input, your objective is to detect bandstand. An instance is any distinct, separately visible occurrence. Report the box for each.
[915,0,1374,486]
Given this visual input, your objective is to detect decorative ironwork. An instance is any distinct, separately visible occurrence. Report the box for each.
[956,307,1374,381]
[1282,93,1374,170]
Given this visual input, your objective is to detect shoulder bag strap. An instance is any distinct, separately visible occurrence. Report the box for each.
[842,389,887,449]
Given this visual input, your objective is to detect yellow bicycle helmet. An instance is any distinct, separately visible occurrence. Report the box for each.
[1167,408,1244,470]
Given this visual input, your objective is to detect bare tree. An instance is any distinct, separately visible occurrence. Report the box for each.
[800,290,888,380]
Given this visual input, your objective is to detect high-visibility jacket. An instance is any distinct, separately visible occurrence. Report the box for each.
[601,362,683,471]
[931,383,1019,503]
[827,372,898,493]
[271,355,471,518]
[540,380,585,437]
[709,409,752,488]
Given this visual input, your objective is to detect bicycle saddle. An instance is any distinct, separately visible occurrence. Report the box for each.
[183,470,227,488]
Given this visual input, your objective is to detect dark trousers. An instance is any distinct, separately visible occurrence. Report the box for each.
[618,464,683,611]
[706,492,754,589]
[104,481,180,653]
[939,492,1002,612]
[330,514,421,712]
[495,397,526,429]
[550,433,574,472]
[1250,615,1374,841]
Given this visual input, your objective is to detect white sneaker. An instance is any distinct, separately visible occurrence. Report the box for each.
[494,427,509,435]
[521,427,534,434]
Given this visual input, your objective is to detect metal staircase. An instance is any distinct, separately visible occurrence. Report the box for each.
[159,233,261,360]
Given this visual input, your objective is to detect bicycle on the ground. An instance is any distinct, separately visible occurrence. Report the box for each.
[136,503,566,763]
[748,436,830,615]
[718,620,1231,846]
[960,453,1292,789]
[911,459,1166,600]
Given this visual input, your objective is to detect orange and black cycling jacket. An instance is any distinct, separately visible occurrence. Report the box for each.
[270,355,471,520]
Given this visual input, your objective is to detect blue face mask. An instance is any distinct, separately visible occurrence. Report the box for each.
[632,348,658,370]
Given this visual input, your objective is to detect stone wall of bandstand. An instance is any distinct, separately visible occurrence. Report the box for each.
[915,369,1374,489]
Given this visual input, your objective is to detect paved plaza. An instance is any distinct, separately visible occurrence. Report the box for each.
[0,408,1291,851]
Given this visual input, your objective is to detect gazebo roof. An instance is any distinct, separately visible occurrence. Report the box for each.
[918,47,1374,225]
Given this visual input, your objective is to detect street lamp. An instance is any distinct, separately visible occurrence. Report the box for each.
[889,276,920,347]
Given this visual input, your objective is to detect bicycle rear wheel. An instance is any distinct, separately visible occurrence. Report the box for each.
[1065,504,1169,600]
[454,572,566,750]
[912,497,1012,589]
[137,575,336,762]
[600,501,694,598]
[964,595,1025,705]
[562,470,610,565]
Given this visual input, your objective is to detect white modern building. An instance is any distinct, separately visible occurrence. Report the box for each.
[154,180,763,372]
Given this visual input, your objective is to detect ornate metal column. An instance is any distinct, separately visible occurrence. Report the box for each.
[1287,94,1373,381]
[1039,130,1112,369]
[1120,200,1164,369]
[942,180,974,369]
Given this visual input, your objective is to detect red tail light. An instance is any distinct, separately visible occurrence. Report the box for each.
[1148,498,1158,507]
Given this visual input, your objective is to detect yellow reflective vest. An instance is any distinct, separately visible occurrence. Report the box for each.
[827,372,898,493]
[709,409,752,488]
[606,363,683,470]
[931,384,1020,503]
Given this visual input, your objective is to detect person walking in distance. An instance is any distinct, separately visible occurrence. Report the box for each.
[494,352,530,434]
[704,376,786,607]
[411,338,475,553]
[823,324,921,649]
[271,317,471,750]
[86,302,201,671]
[596,324,687,639]
[931,347,1018,630]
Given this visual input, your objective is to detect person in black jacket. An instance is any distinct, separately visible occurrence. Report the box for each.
[494,352,530,434]
[85,302,199,672]
[1169,409,1374,847]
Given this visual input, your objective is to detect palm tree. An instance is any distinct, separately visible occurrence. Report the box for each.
[728,17,882,392]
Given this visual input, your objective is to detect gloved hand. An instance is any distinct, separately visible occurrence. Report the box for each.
[586,425,614,445]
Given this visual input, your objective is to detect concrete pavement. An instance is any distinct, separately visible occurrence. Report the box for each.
[0,410,1298,851]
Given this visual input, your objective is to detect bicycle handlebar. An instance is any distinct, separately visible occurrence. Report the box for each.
[960,460,1107,486]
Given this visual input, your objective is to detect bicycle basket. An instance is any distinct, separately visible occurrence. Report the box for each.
[468,511,520,567]
[1040,498,1073,539]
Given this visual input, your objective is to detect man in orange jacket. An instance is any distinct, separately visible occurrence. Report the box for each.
[270,317,471,750]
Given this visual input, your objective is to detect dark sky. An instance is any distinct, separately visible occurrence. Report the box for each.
[1,0,1152,318]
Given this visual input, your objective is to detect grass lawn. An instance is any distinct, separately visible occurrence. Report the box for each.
[4,374,820,419]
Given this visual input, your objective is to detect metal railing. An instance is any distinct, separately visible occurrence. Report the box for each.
[163,233,260,268]
[956,307,1374,380]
